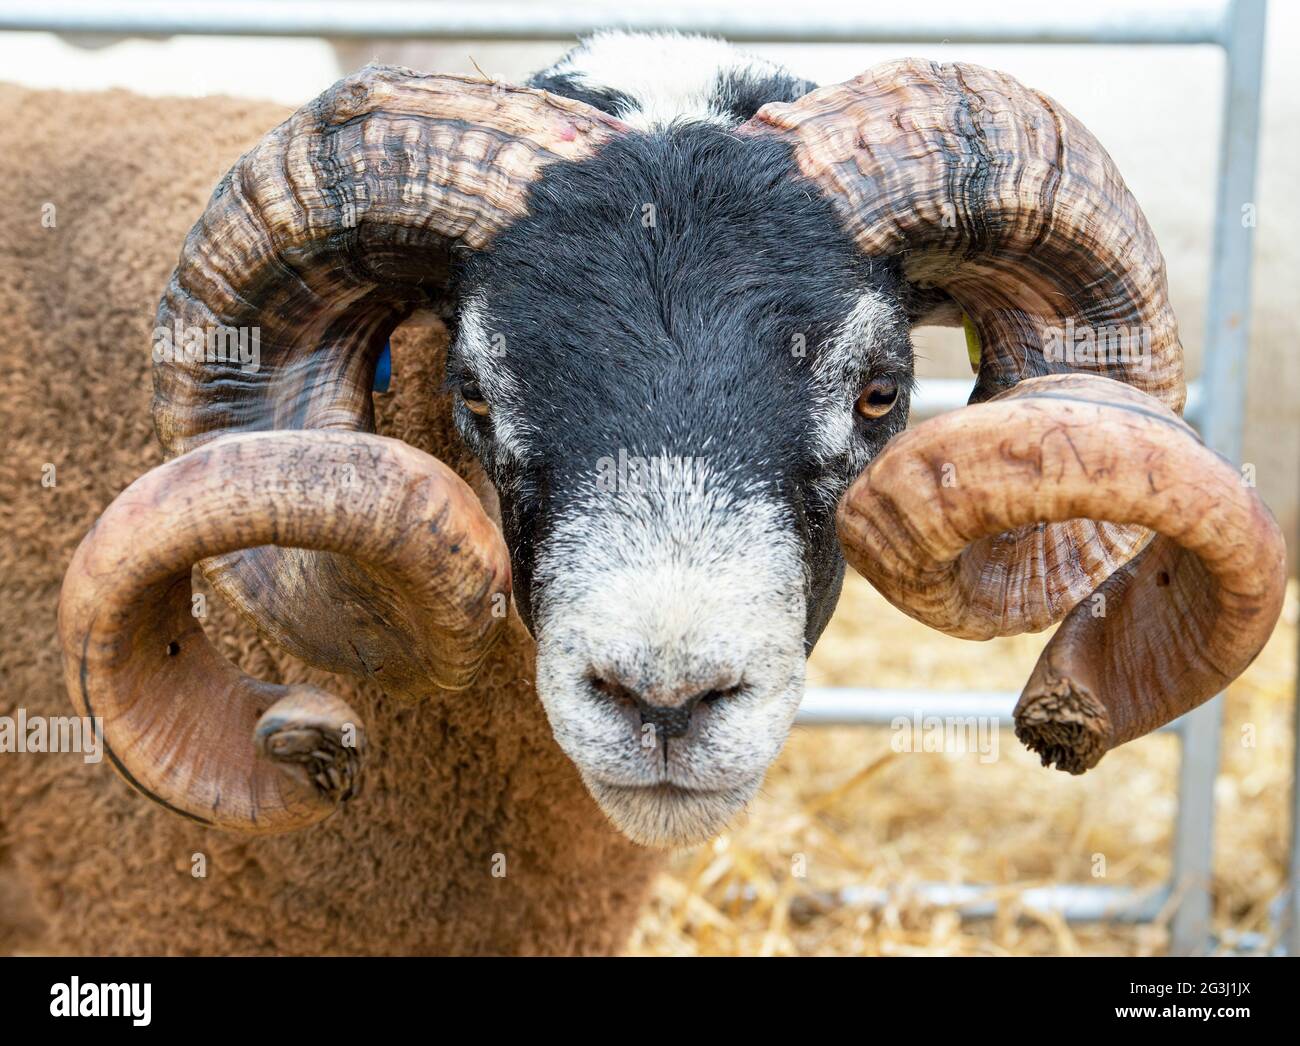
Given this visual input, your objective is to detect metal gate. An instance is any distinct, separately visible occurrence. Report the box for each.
[1,0,1285,955]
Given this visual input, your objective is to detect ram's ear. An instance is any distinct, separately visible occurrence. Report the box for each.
[373,315,508,530]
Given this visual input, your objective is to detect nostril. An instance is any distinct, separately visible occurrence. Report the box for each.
[698,683,744,705]
[588,674,639,708]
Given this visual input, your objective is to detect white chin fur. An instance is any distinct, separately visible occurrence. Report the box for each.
[532,481,807,848]
[584,778,764,849]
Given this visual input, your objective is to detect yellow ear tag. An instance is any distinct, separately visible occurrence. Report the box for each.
[962,313,981,374]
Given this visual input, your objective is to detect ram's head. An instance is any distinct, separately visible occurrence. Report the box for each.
[60,62,1285,846]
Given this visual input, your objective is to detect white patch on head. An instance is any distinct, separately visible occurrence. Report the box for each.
[803,290,904,509]
[531,457,807,848]
[545,30,799,132]
[452,295,532,464]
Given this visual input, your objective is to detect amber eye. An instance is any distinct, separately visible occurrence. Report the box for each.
[856,376,900,419]
[460,383,490,417]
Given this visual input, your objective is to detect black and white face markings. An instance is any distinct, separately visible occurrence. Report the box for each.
[447,36,914,848]
[527,30,819,132]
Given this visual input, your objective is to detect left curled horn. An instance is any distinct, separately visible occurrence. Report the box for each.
[152,66,625,695]
[743,59,1286,771]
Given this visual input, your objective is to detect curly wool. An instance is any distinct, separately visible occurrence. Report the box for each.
[0,84,658,956]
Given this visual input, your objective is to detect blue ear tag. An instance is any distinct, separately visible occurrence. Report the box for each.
[373,339,392,392]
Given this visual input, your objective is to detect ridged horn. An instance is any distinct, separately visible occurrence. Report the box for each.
[152,65,625,694]
[838,374,1285,772]
[741,59,1183,636]
[59,432,511,832]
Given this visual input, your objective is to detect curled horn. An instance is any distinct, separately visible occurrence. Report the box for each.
[60,432,510,831]
[743,60,1285,768]
[840,375,1284,772]
[62,68,626,830]
[153,66,624,695]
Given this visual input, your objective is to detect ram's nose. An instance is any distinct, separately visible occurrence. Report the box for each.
[589,670,744,739]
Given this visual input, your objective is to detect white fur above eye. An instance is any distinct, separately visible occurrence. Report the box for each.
[452,295,533,465]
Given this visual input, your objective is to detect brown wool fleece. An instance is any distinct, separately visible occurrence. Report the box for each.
[0,84,659,956]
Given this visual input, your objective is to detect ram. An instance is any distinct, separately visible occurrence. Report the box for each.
[0,32,1285,955]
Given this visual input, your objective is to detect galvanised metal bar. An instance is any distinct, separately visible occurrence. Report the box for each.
[1290,607,1300,956]
[826,882,1173,924]
[794,690,1183,925]
[798,688,1024,726]
[1168,0,1267,957]
[796,685,1190,927]
[0,0,1232,46]
[797,687,1185,734]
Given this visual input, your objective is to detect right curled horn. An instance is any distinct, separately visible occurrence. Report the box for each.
[745,59,1286,771]
[61,67,629,831]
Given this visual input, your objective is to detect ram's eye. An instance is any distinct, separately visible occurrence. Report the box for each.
[460,383,490,417]
[855,376,900,419]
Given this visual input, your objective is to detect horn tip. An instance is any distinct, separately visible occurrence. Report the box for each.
[254,686,366,807]
[1014,672,1111,775]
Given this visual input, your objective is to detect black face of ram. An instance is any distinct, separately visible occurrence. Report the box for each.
[448,126,915,647]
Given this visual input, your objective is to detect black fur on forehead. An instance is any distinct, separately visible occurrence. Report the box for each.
[451,126,912,640]
[710,67,819,124]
